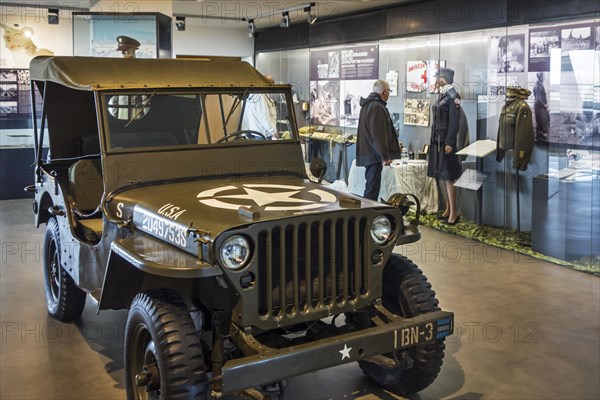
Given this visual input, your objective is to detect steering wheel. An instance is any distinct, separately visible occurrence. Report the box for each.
[216,130,268,143]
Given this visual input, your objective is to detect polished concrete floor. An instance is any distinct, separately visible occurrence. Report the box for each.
[1,198,599,400]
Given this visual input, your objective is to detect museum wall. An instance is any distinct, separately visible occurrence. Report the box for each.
[173,20,254,58]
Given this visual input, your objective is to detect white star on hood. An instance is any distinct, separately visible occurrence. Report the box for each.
[219,186,312,207]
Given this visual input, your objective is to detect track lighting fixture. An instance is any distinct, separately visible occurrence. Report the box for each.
[175,16,186,31]
[47,8,59,25]
[280,12,290,28]
[248,19,255,38]
[304,5,317,25]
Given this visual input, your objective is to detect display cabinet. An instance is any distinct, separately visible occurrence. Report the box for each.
[72,12,172,59]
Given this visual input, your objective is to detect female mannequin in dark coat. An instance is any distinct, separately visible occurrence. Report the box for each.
[427,68,461,224]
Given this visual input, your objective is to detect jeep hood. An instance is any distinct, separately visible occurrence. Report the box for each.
[109,176,388,254]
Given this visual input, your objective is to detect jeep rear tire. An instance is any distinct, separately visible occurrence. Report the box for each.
[125,290,207,400]
[43,218,86,321]
[359,254,446,396]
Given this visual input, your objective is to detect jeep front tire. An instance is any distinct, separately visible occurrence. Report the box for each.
[125,290,207,400]
[359,254,446,396]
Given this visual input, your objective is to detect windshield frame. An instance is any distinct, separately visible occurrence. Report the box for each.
[98,87,300,154]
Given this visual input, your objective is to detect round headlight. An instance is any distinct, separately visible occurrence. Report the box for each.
[370,216,392,244]
[220,235,251,270]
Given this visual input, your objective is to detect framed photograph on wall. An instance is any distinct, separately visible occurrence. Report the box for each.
[404,99,430,127]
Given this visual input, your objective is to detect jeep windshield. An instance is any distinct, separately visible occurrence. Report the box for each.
[101,89,297,152]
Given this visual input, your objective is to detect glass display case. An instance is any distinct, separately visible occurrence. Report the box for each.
[72,12,172,59]
[255,14,600,269]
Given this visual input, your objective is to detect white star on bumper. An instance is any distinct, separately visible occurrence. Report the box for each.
[339,344,352,360]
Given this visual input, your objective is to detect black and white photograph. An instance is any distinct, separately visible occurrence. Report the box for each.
[529,28,561,71]
[0,101,17,114]
[310,80,340,126]
[561,25,592,53]
[490,34,526,73]
[404,99,430,127]
[528,72,552,142]
[339,80,373,128]
[0,70,17,82]
[310,50,332,81]
[17,69,30,85]
[328,51,340,79]
[0,84,18,101]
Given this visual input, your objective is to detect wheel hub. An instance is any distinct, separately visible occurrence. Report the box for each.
[135,363,160,391]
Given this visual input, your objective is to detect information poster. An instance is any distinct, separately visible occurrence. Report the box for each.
[0,69,40,120]
[310,44,379,127]
[406,60,427,92]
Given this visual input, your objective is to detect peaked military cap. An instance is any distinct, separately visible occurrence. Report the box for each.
[116,36,140,51]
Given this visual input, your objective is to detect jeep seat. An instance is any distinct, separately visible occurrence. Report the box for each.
[69,159,103,212]
[68,159,103,242]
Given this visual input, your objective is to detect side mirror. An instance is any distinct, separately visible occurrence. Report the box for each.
[309,158,327,184]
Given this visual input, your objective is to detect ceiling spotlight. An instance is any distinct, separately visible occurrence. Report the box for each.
[248,19,255,38]
[280,12,290,28]
[304,5,317,25]
[175,16,186,31]
[47,8,59,25]
[22,27,34,38]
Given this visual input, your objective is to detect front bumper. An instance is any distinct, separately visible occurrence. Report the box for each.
[219,310,453,394]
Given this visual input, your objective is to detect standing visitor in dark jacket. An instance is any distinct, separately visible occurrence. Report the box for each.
[356,80,402,201]
[427,68,462,225]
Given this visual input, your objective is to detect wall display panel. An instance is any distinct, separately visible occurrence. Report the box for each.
[309,44,378,127]
[0,68,41,122]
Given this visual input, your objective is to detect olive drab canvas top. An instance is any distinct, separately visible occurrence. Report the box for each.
[29,56,280,91]
[496,88,534,171]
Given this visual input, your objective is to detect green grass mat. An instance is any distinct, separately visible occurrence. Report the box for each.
[410,212,600,277]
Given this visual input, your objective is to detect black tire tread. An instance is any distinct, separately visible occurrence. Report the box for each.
[44,218,86,321]
[359,254,446,396]
[125,289,207,400]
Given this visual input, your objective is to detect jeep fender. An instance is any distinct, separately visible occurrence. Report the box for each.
[98,235,222,311]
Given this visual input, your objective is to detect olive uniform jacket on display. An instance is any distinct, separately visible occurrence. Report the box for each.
[496,88,534,171]
[356,92,401,166]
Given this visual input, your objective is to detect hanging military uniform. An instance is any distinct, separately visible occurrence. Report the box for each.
[497,87,534,171]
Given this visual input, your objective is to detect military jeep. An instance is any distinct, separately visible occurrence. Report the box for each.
[28,56,453,399]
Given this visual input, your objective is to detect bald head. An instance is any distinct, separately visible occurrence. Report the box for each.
[264,74,275,84]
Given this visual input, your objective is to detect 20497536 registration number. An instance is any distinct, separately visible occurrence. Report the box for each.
[139,210,188,247]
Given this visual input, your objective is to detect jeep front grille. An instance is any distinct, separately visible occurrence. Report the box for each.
[257,217,368,319]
